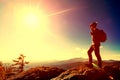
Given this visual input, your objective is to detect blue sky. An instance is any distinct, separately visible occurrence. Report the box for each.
[53,0,120,52]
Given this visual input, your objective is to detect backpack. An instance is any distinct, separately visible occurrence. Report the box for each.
[98,29,107,42]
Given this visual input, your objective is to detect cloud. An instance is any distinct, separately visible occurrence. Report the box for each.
[75,47,88,58]
[75,47,87,53]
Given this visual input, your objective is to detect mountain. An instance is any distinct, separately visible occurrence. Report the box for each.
[47,58,88,66]
[7,58,120,80]
[26,58,88,70]
[7,66,65,80]
[51,64,120,80]
[26,58,120,70]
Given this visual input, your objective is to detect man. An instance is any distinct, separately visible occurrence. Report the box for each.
[87,22,102,68]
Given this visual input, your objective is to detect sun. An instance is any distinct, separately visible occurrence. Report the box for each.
[24,13,40,27]
[21,8,46,28]
[13,3,49,30]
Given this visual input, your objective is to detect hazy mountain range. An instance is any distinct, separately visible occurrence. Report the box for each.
[27,58,120,70]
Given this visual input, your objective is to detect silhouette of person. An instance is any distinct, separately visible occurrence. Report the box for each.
[87,22,102,68]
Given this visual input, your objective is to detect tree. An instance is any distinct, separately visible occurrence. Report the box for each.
[12,54,29,73]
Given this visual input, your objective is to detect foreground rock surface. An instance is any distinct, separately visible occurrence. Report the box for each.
[52,64,120,80]
[7,61,120,80]
[8,66,65,80]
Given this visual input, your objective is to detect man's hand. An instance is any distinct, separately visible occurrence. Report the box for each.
[90,32,93,35]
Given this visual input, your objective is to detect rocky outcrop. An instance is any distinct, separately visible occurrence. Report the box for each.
[52,64,120,80]
[7,61,120,80]
[8,66,65,80]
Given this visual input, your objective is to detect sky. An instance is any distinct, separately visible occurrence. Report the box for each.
[0,0,120,63]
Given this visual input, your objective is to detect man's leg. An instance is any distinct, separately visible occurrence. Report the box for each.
[94,45,102,68]
[87,45,94,65]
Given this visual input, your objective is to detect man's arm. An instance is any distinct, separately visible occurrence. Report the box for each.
[90,32,93,35]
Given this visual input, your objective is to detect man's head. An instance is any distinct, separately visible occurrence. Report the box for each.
[90,22,97,30]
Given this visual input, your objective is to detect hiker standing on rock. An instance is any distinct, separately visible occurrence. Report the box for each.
[87,22,107,68]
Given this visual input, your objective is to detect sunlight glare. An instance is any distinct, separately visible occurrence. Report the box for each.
[13,3,49,31]
[24,13,39,27]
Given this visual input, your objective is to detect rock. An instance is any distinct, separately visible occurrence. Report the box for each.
[51,65,111,80]
[103,65,120,80]
[8,66,65,80]
[7,61,120,80]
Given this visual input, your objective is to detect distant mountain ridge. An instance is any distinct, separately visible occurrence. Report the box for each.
[27,58,120,70]
[26,58,88,69]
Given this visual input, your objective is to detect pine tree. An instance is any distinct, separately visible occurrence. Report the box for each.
[12,54,29,73]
